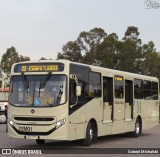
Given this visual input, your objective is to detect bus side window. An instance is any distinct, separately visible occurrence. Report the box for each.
[103,77,113,105]
[115,76,124,99]
[89,72,101,97]
[69,79,77,105]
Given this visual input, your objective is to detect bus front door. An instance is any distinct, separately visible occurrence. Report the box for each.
[125,80,133,121]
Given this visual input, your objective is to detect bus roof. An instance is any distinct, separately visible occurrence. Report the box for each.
[11,59,159,82]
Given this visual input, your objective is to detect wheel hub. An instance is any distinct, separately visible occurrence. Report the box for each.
[90,128,93,140]
[136,122,140,134]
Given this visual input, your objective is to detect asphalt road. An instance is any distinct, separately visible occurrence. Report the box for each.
[0,124,160,156]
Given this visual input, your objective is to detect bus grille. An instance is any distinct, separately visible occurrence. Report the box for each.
[14,117,54,121]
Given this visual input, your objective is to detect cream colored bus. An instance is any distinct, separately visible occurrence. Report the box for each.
[8,59,159,146]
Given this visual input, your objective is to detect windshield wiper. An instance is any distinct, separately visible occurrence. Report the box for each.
[38,71,52,97]
[32,81,37,106]
[39,71,52,89]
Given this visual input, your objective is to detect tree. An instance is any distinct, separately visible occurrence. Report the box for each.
[39,57,52,61]
[57,41,83,62]
[142,41,159,77]
[116,26,142,72]
[1,46,30,73]
[77,27,107,64]
[39,57,47,60]
[19,55,30,62]
[56,26,160,81]
[97,33,119,68]
[57,28,107,64]
[123,26,141,45]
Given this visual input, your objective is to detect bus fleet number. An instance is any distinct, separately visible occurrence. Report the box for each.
[19,126,32,132]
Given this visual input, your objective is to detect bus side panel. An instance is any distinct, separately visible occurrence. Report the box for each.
[68,106,86,140]
[69,97,104,140]
[68,123,77,141]
[68,122,86,141]
[141,100,159,130]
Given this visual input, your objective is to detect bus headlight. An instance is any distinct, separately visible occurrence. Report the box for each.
[9,120,14,126]
[56,119,66,129]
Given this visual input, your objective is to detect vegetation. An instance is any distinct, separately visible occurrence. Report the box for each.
[0,46,30,74]
[0,26,160,81]
[57,26,160,80]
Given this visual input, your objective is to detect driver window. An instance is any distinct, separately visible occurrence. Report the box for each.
[69,79,76,105]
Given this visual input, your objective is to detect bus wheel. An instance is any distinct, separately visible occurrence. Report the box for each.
[82,122,97,146]
[130,118,141,137]
[36,139,45,144]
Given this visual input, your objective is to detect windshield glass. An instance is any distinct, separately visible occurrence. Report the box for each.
[9,75,66,107]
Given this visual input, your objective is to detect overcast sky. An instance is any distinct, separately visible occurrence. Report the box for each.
[0,0,160,61]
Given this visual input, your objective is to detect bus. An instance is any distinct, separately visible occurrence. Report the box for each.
[0,77,9,123]
[8,60,159,146]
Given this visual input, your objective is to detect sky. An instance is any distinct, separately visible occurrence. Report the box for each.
[0,0,160,61]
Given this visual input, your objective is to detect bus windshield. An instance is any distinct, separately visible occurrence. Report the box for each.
[9,75,66,107]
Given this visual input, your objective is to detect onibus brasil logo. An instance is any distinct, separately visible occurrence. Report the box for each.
[144,0,160,9]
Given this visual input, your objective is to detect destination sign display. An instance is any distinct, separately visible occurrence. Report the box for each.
[115,76,123,81]
[14,63,64,72]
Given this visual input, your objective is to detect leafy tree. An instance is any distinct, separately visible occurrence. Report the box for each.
[57,28,107,65]
[116,26,142,72]
[40,57,47,60]
[123,26,141,45]
[142,41,159,77]
[39,57,52,61]
[56,26,160,81]
[97,33,119,68]
[57,41,83,62]
[77,27,107,64]
[1,46,30,73]
[19,55,30,62]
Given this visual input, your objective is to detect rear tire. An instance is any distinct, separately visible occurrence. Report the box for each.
[36,139,45,144]
[130,118,141,137]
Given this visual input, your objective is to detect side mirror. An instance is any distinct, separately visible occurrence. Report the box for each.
[76,86,81,96]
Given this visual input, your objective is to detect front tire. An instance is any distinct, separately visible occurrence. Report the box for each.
[82,122,97,146]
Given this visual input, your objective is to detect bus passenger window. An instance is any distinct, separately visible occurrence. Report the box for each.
[103,77,113,105]
[114,76,123,99]
[143,80,151,100]
[89,72,101,97]
[151,81,158,100]
[134,79,143,99]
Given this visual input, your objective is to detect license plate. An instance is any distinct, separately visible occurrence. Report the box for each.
[19,126,32,132]
[26,135,38,140]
